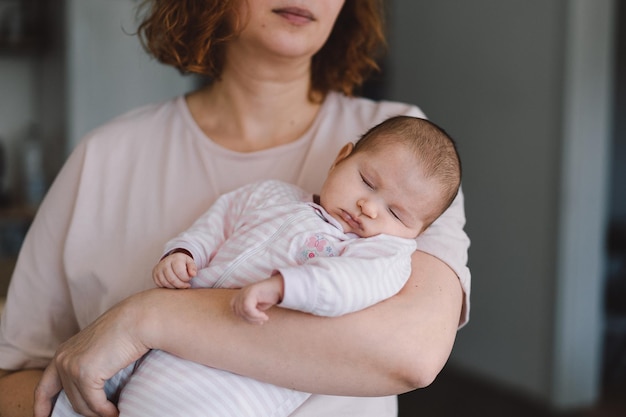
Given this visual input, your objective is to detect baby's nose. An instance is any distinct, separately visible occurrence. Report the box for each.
[358,199,378,219]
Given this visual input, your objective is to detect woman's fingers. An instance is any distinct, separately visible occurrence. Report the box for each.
[34,361,117,417]
[63,378,118,417]
[33,363,61,417]
[35,294,150,417]
[34,339,118,417]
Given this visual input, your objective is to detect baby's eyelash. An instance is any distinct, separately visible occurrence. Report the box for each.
[389,208,403,223]
[360,174,373,189]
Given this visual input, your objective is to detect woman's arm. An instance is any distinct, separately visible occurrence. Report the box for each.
[34,249,462,416]
[0,368,43,417]
[161,250,462,395]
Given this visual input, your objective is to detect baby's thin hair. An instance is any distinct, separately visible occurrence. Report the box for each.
[354,116,462,225]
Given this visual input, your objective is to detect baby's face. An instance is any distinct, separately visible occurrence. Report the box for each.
[320,142,441,239]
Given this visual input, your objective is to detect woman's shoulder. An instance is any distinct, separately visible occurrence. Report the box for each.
[63,96,193,177]
[79,96,186,148]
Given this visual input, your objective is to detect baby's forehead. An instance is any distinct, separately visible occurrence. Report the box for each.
[359,142,423,173]
[359,147,429,189]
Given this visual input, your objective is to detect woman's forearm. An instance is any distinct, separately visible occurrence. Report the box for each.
[141,250,463,396]
[0,369,43,417]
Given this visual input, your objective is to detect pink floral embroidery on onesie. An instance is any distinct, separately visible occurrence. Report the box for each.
[300,233,338,261]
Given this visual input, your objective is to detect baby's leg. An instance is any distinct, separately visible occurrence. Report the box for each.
[50,362,136,417]
[118,349,310,417]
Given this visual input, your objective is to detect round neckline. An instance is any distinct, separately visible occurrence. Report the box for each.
[176,93,333,159]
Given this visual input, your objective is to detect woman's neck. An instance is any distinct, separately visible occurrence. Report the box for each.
[187,54,323,153]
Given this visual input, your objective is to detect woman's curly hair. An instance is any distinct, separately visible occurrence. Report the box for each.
[136,0,386,98]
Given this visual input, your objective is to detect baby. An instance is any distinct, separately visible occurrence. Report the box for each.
[52,115,461,417]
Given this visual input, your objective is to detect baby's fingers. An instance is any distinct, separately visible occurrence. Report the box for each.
[154,272,179,289]
[154,266,190,289]
[186,260,197,278]
[164,269,191,289]
[231,293,268,324]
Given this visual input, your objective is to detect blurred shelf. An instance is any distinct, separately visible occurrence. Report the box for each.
[0,203,37,221]
[0,256,16,298]
[0,0,45,56]
[0,204,34,298]
[0,38,43,55]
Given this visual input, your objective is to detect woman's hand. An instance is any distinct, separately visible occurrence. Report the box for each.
[33,293,153,417]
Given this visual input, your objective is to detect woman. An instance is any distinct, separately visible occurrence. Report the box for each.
[0,1,470,416]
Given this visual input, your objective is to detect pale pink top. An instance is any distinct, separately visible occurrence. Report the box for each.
[0,91,471,416]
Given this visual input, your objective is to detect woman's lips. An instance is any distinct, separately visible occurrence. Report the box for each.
[272,7,315,25]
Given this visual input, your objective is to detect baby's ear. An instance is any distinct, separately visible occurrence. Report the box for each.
[330,143,354,169]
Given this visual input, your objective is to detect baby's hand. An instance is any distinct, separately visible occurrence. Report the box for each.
[230,275,284,324]
[152,251,197,289]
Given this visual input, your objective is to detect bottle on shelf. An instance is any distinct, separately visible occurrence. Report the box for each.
[20,123,45,208]
[0,137,8,206]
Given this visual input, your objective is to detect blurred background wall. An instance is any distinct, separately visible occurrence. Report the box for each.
[386,0,618,411]
[0,0,624,415]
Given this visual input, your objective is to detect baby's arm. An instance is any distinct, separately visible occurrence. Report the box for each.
[153,250,197,289]
[231,275,284,324]
[232,236,417,322]
[279,236,417,317]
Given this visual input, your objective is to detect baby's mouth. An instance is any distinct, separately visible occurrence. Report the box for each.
[340,210,362,231]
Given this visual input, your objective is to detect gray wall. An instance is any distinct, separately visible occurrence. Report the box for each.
[65,0,197,149]
[386,0,614,408]
[0,47,38,191]
[386,0,562,397]
[610,3,626,226]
